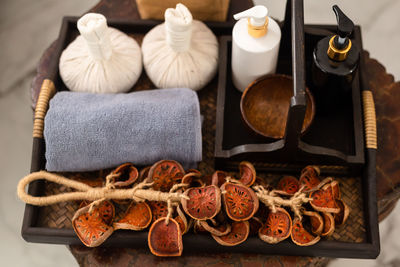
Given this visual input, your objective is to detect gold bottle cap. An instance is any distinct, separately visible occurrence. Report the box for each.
[327,35,352,61]
[247,17,268,38]
[234,6,269,38]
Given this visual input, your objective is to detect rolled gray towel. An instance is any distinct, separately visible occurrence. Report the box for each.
[44,88,202,171]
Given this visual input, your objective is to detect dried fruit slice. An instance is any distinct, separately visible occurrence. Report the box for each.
[321,213,335,236]
[148,201,168,223]
[300,166,321,191]
[258,208,292,244]
[148,218,183,257]
[148,160,185,192]
[212,170,228,187]
[277,176,300,195]
[175,216,187,234]
[238,161,256,186]
[212,221,250,246]
[310,183,340,213]
[301,165,320,176]
[112,163,139,188]
[78,200,115,225]
[302,210,324,235]
[291,218,320,246]
[187,169,201,175]
[199,220,231,236]
[72,202,114,247]
[181,172,202,187]
[334,199,350,226]
[331,180,340,199]
[175,205,189,234]
[113,202,152,231]
[181,185,221,220]
[221,182,259,221]
[139,166,151,181]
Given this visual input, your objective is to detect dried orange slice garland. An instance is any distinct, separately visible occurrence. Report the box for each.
[19,160,350,256]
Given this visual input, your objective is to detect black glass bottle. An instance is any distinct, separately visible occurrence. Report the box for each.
[312,5,360,112]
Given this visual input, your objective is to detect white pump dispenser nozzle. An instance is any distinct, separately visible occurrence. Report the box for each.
[233,5,268,27]
[231,4,281,91]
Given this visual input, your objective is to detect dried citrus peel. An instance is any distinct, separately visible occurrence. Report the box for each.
[212,221,250,246]
[111,163,139,188]
[148,217,183,257]
[198,220,231,236]
[113,201,152,231]
[291,218,321,246]
[334,199,350,226]
[181,185,221,220]
[310,182,340,214]
[259,208,292,244]
[302,210,324,236]
[148,160,185,192]
[321,213,335,237]
[72,201,114,247]
[277,176,300,195]
[238,161,256,186]
[221,181,259,221]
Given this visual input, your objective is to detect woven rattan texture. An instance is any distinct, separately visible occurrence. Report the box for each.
[36,34,366,243]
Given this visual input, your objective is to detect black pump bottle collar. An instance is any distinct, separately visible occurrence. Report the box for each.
[327,5,354,61]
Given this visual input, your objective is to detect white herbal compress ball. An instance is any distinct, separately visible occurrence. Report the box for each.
[142,3,218,91]
[59,13,142,93]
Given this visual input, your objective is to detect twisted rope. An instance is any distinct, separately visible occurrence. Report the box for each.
[253,185,312,220]
[17,171,188,207]
[165,183,188,225]
[88,172,119,213]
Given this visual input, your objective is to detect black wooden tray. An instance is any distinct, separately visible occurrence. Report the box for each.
[22,0,379,259]
[215,3,364,170]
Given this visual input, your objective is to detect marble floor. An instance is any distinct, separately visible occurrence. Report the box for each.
[1,0,399,266]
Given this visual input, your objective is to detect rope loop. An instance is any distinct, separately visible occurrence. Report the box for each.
[17,171,187,207]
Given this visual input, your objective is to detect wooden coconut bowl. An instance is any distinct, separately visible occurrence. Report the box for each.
[240,74,315,139]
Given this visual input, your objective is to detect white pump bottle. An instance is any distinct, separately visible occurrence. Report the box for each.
[231,5,281,92]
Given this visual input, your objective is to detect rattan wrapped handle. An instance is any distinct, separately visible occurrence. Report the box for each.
[33,79,56,138]
[362,90,377,149]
